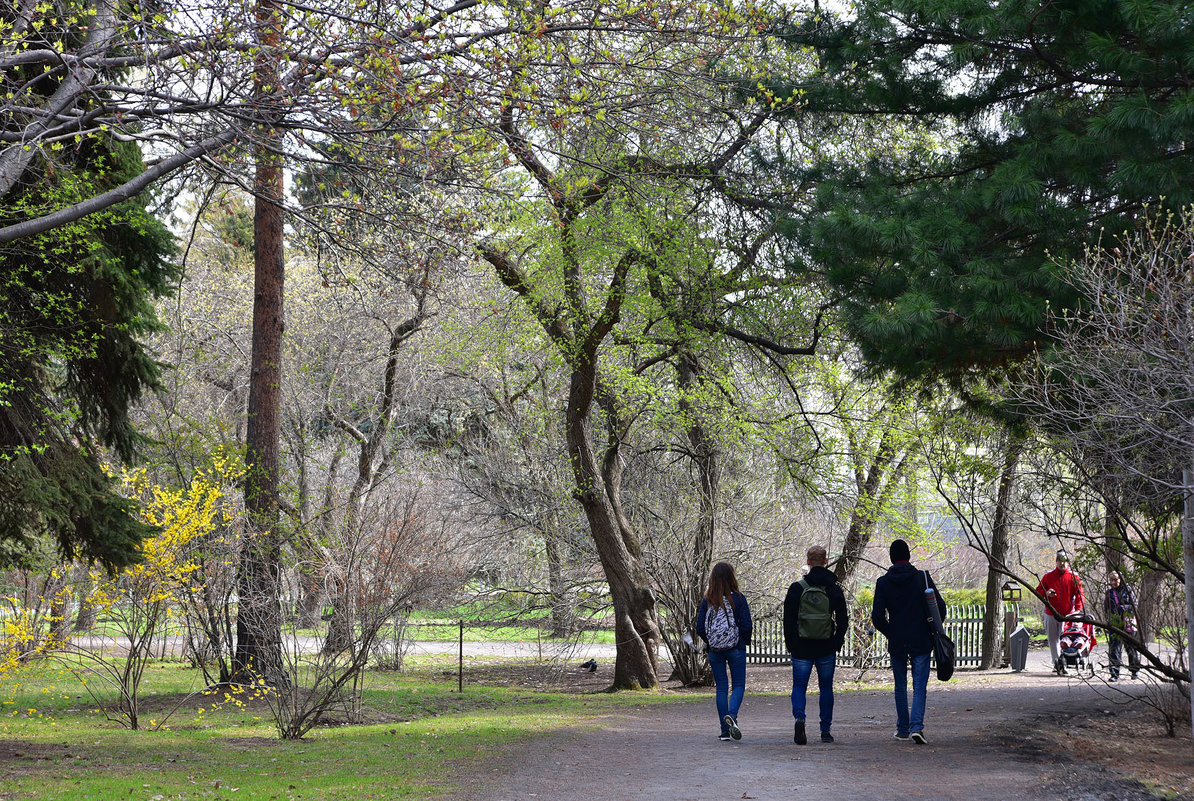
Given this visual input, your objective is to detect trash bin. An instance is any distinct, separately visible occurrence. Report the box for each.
[1008,625,1030,672]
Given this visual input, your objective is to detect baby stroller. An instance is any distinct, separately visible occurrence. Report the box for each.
[1056,611,1097,677]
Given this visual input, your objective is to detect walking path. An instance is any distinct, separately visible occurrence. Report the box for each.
[63,634,619,661]
[471,651,1164,801]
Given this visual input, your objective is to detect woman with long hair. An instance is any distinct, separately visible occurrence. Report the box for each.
[1104,571,1141,681]
[695,561,753,741]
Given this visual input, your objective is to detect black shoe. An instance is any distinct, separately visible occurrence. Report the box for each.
[893,732,910,741]
[820,731,834,743]
[1109,675,1119,683]
[719,732,731,741]
[794,719,806,745]
[724,715,741,741]
[910,731,927,745]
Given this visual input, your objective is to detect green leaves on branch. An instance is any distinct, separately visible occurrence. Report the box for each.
[771,0,1194,383]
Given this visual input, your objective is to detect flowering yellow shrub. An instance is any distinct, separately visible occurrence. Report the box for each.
[1,562,71,660]
[89,461,241,619]
[0,456,244,729]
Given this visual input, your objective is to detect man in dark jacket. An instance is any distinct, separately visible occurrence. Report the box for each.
[783,545,848,744]
[871,539,946,744]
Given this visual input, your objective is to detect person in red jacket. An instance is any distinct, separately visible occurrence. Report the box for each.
[1036,550,1086,674]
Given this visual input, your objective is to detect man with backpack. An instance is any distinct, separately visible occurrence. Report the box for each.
[872,538,947,744]
[783,546,848,745]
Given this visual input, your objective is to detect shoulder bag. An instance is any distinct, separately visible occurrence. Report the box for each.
[923,571,956,681]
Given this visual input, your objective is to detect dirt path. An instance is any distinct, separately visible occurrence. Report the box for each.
[469,656,1169,801]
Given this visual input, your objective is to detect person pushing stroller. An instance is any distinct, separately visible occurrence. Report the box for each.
[1036,550,1086,675]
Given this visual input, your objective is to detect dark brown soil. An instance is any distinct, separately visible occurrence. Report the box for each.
[1040,705,1193,799]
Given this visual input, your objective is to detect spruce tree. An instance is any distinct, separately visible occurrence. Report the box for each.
[1,123,176,568]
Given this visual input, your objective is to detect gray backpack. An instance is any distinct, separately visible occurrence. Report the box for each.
[705,597,739,651]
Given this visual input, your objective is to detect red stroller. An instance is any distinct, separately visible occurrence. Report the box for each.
[1056,611,1097,677]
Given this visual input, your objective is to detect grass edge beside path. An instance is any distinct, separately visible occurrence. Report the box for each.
[0,660,698,801]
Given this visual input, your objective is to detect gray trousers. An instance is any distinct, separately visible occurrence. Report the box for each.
[1044,614,1061,664]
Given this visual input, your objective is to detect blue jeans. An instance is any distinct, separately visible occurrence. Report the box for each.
[707,645,746,732]
[891,650,931,736]
[791,654,836,733]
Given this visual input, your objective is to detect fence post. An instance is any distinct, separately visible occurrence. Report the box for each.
[458,620,464,693]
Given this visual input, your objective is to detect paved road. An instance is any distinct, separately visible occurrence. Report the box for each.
[470,650,1162,801]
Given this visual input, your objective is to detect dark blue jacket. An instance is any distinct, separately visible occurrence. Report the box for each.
[696,591,752,650]
[783,566,849,659]
[871,563,947,656]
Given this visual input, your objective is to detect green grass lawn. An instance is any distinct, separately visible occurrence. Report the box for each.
[0,658,692,800]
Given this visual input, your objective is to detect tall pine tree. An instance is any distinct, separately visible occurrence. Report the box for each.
[770,0,1194,381]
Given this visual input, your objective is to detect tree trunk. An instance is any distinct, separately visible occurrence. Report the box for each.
[322,492,365,654]
[73,566,96,632]
[543,524,573,637]
[202,578,234,684]
[297,448,340,632]
[835,430,906,589]
[567,365,659,690]
[1182,449,1194,743]
[234,0,286,685]
[1102,505,1127,575]
[673,352,717,686]
[836,513,875,591]
[479,193,656,689]
[324,585,355,652]
[1135,566,1164,653]
[296,570,323,631]
[681,351,718,595]
[321,432,378,656]
[49,584,70,642]
[980,434,1023,669]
